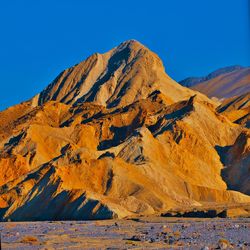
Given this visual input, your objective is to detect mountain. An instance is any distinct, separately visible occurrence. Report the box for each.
[34,40,197,108]
[179,66,250,99]
[0,40,250,221]
[179,65,244,88]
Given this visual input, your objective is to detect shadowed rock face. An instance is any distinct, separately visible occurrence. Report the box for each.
[0,40,250,221]
[221,130,250,195]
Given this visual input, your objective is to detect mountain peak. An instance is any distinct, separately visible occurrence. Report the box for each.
[117,39,144,48]
[34,40,196,109]
[110,39,151,60]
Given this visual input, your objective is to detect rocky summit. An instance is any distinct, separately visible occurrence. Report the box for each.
[0,40,250,221]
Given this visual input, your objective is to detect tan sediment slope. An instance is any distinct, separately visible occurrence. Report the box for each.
[0,40,250,220]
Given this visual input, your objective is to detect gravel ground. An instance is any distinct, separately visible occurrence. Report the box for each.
[0,217,249,249]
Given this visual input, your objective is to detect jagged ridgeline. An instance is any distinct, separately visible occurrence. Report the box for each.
[0,40,250,221]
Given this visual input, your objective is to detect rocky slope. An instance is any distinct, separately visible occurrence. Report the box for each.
[217,92,250,128]
[0,40,250,221]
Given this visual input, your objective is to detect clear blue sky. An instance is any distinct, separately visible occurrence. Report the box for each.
[0,0,249,110]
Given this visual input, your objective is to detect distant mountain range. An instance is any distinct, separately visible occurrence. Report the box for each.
[180,65,244,87]
[180,65,250,99]
[0,40,249,221]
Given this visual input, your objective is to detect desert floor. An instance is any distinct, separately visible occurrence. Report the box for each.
[0,217,249,249]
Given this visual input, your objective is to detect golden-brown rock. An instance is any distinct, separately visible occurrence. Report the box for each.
[217,92,250,128]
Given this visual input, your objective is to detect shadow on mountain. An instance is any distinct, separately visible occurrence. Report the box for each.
[215,145,231,165]
[98,125,134,150]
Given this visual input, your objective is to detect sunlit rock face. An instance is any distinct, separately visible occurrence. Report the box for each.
[0,40,250,221]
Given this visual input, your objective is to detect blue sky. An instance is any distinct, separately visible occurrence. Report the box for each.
[0,0,249,110]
